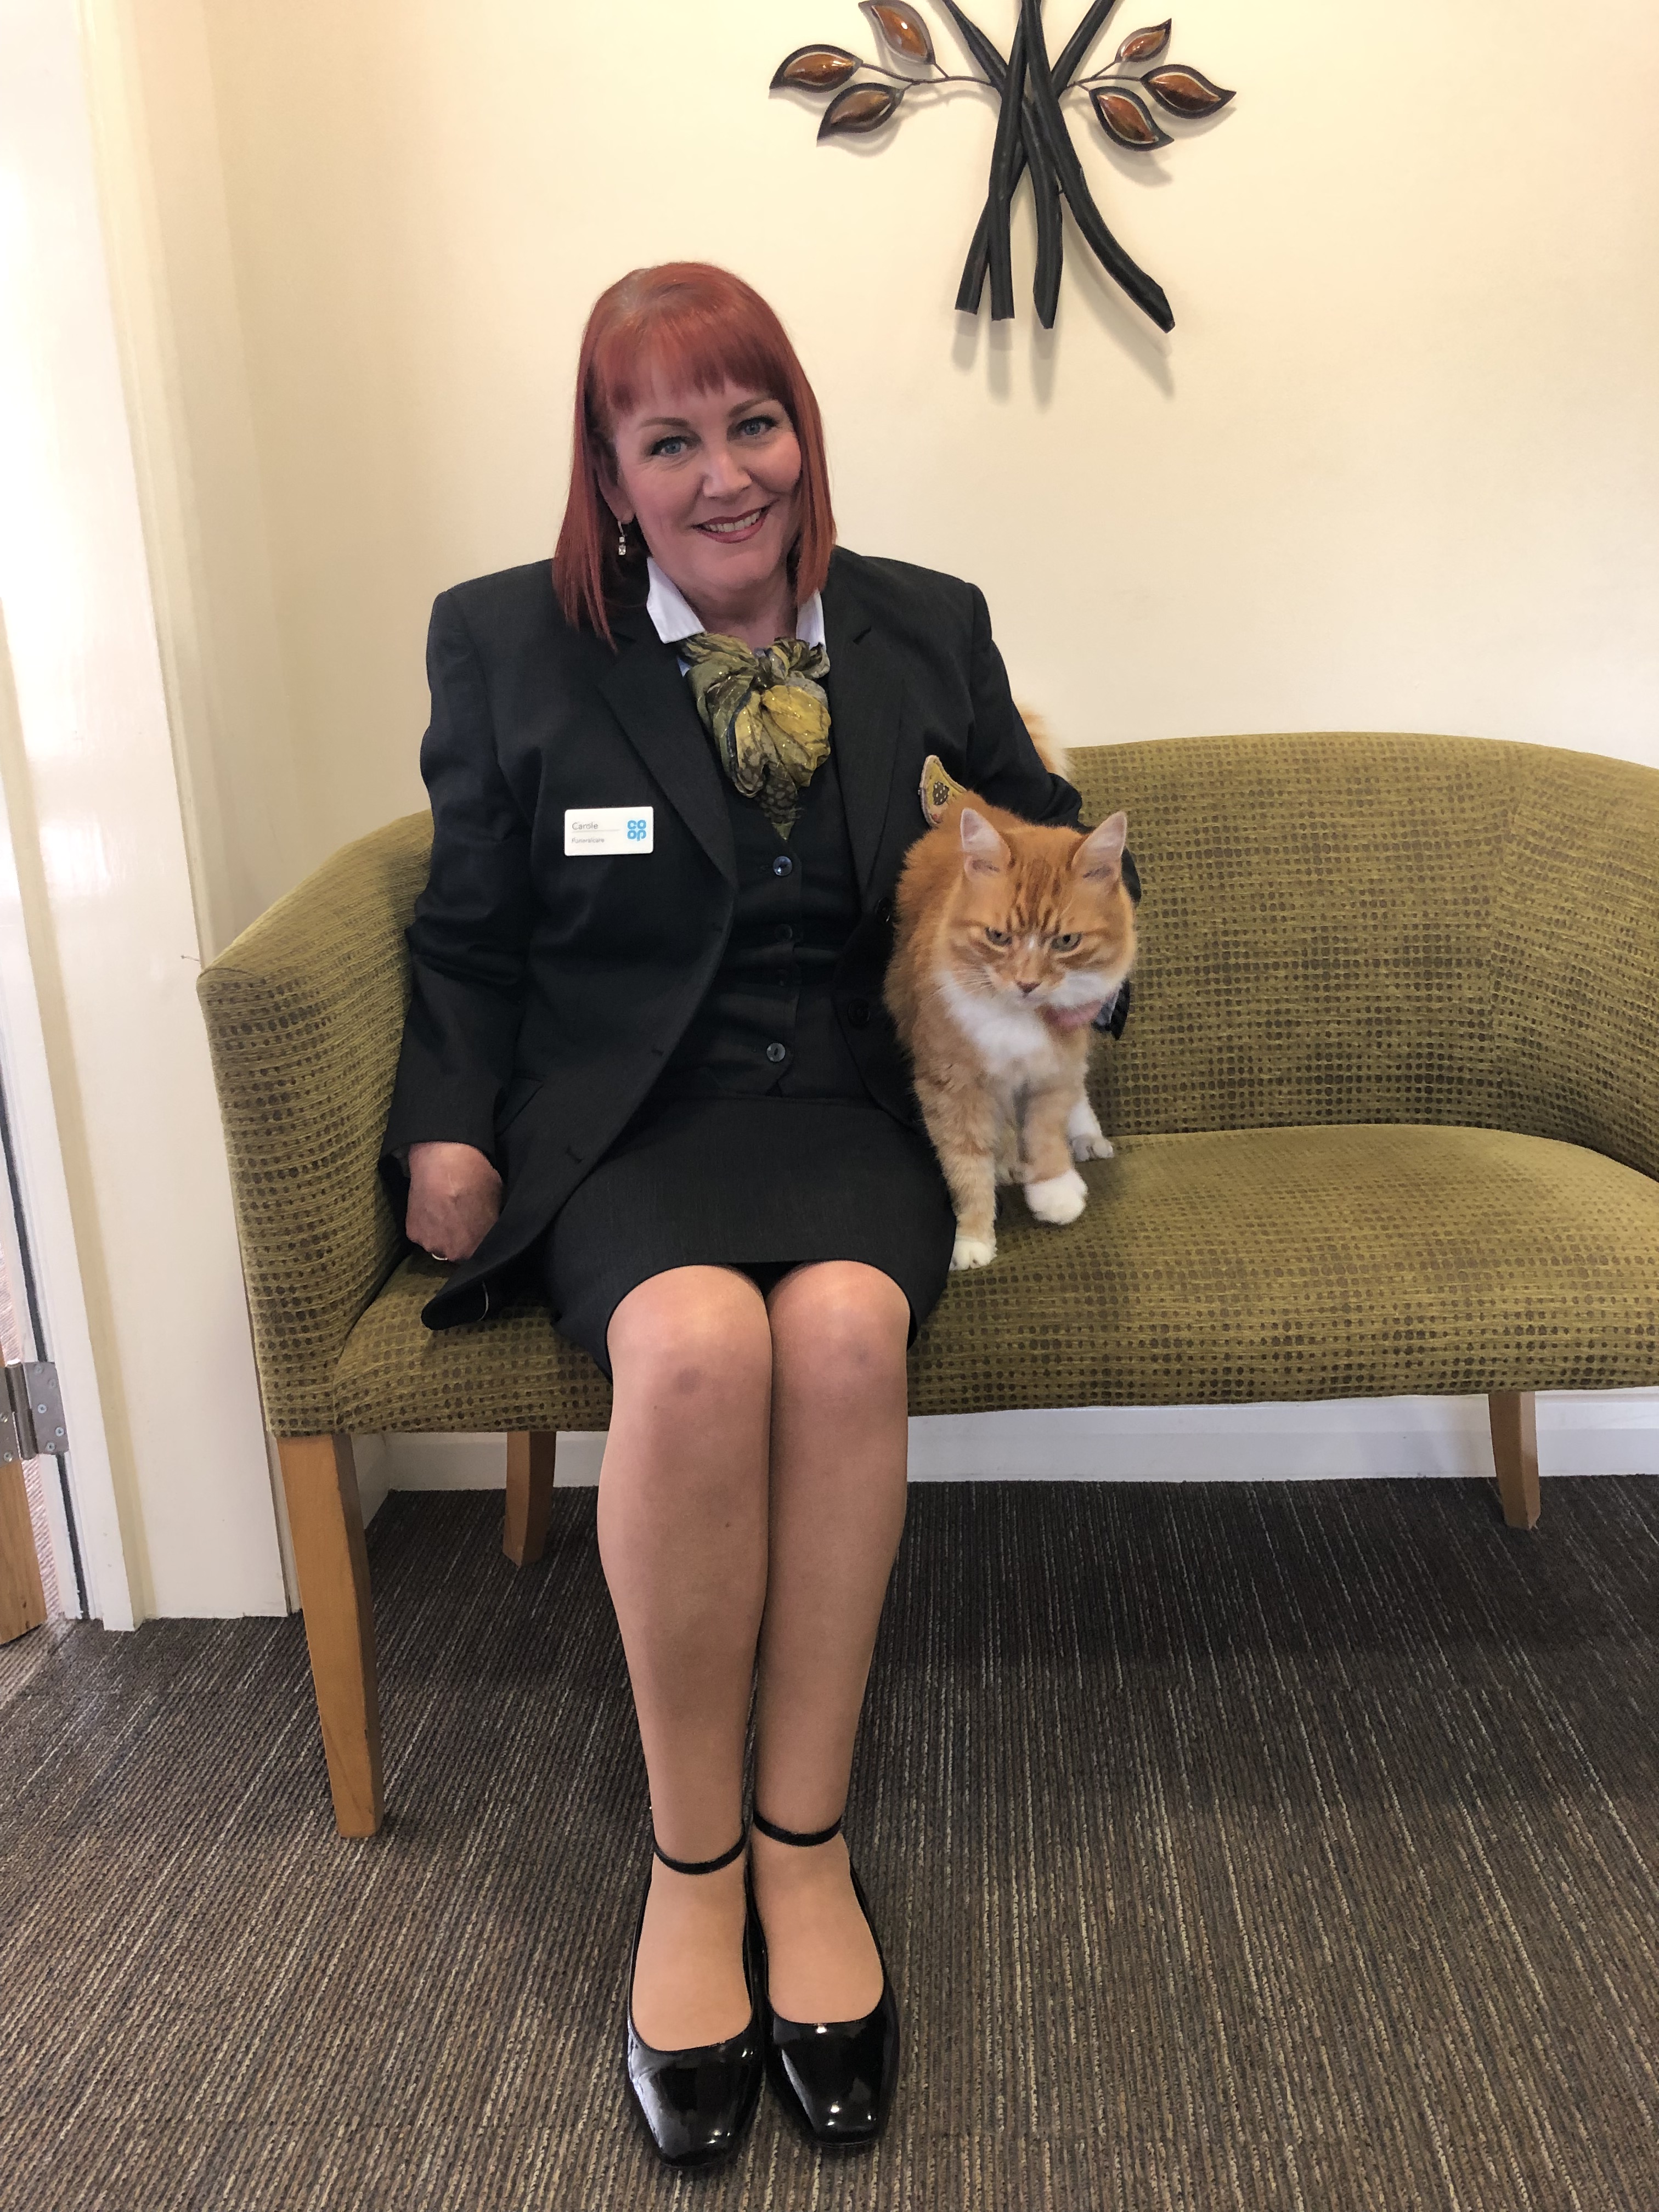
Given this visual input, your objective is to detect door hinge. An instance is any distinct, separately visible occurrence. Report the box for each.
[4,1362,69,1459]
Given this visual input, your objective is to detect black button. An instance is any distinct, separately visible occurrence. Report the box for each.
[772,854,794,877]
[776,922,794,942]
[877,897,896,924]
[846,998,871,1029]
[765,1041,788,1064]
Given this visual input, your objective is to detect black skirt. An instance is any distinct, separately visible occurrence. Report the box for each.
[543,1094,955,1376]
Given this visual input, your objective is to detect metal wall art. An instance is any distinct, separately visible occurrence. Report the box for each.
[773,2,1233,331]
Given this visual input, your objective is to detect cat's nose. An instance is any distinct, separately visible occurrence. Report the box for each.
[1017,980,1039,996]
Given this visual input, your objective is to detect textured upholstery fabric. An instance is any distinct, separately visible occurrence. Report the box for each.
[198,734,1659,1437]
[908,1122,1659,1414]
[1075,733,1659,1182]
[198,815,432,1436]
[335,1257,613,1435]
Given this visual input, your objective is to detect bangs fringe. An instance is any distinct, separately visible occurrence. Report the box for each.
[588,303,789,448]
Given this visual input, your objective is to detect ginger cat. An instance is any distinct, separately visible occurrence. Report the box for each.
[885,781,1136,1271]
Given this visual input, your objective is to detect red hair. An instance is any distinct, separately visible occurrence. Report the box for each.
[552,263,836,646]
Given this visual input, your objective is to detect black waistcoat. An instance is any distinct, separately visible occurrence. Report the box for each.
[656,754,869,1102]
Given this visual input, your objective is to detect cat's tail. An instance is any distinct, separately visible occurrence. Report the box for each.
[1019,706,1070,783]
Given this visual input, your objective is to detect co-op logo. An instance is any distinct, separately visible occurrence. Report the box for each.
[627,817,648,842]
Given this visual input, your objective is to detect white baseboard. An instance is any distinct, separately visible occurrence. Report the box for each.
[357,1391,1659,1520]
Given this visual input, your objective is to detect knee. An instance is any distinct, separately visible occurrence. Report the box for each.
[610,1271,772,1417]
[656,1311,770,1412]
[772,1266,909,1403]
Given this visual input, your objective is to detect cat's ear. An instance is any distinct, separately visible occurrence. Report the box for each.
[1074,811,1127,882]
[960,806,1012,878]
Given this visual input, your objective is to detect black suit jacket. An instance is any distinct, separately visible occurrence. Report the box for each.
[383,545,1081,1327]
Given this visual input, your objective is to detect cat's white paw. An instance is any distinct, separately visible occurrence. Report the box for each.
[1066,1101,1114,1162]
[1024,1168,1088,1225]
[951,1233,997,1270]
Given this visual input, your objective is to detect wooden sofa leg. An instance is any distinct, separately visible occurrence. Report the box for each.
[1488,1392,1541,1530]
[276,1435,384,1836]
[504,1431,556,1567]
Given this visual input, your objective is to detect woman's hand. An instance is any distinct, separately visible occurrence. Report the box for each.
[405,1141,503,1264]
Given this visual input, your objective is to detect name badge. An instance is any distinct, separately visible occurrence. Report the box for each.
[565,805,654,856]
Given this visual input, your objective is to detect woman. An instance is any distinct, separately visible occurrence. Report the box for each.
[382,262,1080,2166]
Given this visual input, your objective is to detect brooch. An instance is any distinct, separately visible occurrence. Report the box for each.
[919,753,967,827]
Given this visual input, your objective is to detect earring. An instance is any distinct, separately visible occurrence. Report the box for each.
[616,517,629,558]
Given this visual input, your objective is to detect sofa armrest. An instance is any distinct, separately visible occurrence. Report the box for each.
[198,814,433,1437]
[1491,745,1659,1182]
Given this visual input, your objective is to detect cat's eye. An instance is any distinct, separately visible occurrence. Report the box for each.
[1051,932,1082,951]
[984,926,1012,947]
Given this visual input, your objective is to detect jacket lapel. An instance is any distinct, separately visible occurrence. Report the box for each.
[597,606,736,888]
[823,562,905,909]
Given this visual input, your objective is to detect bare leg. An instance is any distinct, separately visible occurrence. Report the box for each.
[751,1262,911,2021]
[600,1266,772,2048]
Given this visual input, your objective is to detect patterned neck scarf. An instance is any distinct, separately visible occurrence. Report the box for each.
[680,633,832,836]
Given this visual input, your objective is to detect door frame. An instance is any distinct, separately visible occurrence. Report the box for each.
[0,623,130,1628]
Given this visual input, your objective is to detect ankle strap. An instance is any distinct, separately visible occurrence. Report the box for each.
[752,1808,843,1848]
[651,1828,747,1876]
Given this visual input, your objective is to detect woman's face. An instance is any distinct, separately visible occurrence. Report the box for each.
[605,379,803,619]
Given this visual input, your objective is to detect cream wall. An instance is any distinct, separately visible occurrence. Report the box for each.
[104,0,1659,947]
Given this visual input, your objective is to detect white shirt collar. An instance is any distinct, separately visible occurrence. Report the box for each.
[645,556,826,652]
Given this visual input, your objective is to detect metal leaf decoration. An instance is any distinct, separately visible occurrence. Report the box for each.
[819,81,905,137]
[1142,64,1234,118]
[1091,85,1172,151]
[860,2,934,64]
[1115,21,1171,64]
[770,3,1239,334]
[772,45,864,91]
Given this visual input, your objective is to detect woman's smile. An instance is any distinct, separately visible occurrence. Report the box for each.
[695,504,772,543]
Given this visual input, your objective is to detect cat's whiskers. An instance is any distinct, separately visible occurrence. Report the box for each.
[1047,968,1115,1011]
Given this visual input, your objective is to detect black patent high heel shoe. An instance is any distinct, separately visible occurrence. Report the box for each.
[625,1829,763,2169]
[749,1809,900,2148]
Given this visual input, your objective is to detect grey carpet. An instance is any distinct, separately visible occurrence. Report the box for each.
[2,1478,1656,2212]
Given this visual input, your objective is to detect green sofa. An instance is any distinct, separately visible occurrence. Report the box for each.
[199,731,1659,1833]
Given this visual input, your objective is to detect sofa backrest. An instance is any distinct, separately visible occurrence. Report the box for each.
[1070,732,1659,1181]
